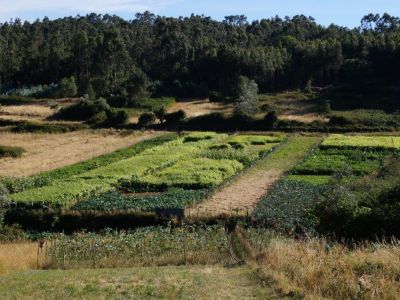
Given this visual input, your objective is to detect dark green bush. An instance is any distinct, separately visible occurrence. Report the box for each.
[264,111,278,129]
[138,112,156,127]
[107,95,129,107]
[0,146,25,158]
[209,91,226,102]
[57,98,110,121]
[165,109,186,124]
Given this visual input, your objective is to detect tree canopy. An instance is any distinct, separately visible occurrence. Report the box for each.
[0,12,399,98]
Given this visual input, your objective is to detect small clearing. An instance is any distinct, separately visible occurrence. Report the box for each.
[0,130,164,177]
[0,266,269,299]
[168,99,233,117]
[278,98,327,123]
[190,135,322,217]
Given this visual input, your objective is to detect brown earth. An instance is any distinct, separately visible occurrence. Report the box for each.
[0,130,164,177]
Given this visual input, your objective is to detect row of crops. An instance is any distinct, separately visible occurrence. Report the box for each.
[288,134,400,185]
[40,226,229,269]
[6,132,285,214]
[253,134,400,236]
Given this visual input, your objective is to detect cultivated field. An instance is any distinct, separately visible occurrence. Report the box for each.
[0,130,163,176]
[1,132,400,299]
[192,135,322,217]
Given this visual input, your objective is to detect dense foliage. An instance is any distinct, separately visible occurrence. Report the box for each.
[1,13,399,105]
[253,179,327,233]
[72,189,209,211]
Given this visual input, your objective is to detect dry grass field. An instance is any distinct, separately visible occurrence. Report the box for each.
[168,99,233,117]
[0,130,164,176]
[0,243,37,276]
[251,237,400,299]
[0,104,55,123]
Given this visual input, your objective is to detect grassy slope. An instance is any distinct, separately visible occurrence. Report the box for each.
[0,266,269,300]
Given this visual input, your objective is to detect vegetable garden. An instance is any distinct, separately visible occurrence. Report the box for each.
[253,134,400,237]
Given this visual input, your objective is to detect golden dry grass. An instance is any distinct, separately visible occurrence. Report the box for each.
[0,243,37,276]
[0,130,164,176]
[0,105,54,118]
[168,99,233,117]
[253,237,400,299]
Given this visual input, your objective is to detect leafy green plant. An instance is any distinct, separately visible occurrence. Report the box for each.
[253,179,328,233]
[72,189,209,211]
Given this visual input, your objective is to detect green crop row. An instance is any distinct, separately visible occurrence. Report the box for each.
[122,158,244,191]
[321,134,400,150]
[291,149,382,176]
[72,189,209,212]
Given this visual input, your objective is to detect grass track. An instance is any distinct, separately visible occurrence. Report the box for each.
[0,266,269,299]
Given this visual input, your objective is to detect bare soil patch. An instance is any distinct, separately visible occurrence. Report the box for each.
[0,130,163,177]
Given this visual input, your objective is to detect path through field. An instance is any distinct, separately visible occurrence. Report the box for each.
[0,130,164,177]
[189,136,322,218]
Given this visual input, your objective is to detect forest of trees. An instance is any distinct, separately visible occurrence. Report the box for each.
[0,12,399,98]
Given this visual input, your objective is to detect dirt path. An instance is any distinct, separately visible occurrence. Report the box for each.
[0,130,164,177]
[189,136,322,218]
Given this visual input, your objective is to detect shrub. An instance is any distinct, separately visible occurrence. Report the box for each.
[0,183,10,226]
[57,76,78,98]
[57,98,110,121]
[154,107,167,124]
[318,99,331,114]
[102,109,128,127]
[0,146,25,158]
[264,111,278,129]
[107,95,129,108]
[165,109,186,124]
[138,112,156,127]
[234,76,259,116]
[209,91,226,102]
